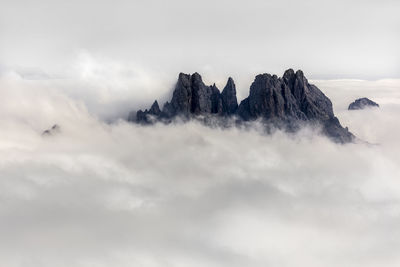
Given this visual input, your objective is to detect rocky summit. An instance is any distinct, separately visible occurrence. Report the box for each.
[348,97,379,110]
[129,69,355,143]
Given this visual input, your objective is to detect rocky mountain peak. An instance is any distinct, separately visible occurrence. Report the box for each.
[149,100,161,115]
[221,77,238,115]
[348,98,379,110]
[130,69,355,143]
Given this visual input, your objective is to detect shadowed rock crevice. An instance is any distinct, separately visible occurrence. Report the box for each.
[129,69,355,143]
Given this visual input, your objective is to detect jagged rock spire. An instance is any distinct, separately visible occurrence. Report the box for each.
[221,77,238,115]
[237,69,352,142]
[149,100,161,115]
[135,100,161,124]
[165,72,221,116]
[169,73,193,115]
[131,69,355,143]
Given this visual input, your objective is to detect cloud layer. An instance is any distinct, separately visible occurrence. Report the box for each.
[1,68,400,267]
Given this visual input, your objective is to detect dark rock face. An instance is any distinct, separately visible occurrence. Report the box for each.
[134,101,161,124]
[238,71,306,121]
[130,70,355,143]
[348,98,379,110]
[169,72,226,116]
[237,69,354,143]
[221,77,238,115]
[129,73,238,123]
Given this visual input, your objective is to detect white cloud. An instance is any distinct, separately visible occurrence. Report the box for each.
[0,70,400,267]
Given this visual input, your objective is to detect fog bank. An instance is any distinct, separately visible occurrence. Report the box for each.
[0,72,400,267]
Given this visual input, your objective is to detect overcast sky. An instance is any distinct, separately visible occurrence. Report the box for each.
[1,0,399,80]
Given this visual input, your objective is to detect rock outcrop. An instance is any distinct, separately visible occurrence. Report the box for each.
[132,72,239,122]
[237,69,353,142]
[42,124,60,136]
[129,69,355,143]
[221,77,238,115]
[348,98,379,110]
[134,100,161,124]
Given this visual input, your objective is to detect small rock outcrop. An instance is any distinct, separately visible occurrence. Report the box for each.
[135,100,162,124]
[42,124,60,136]
[129,70,355,143]
[348,98,379,110]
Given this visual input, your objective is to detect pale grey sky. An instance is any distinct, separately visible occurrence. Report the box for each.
[1,0,399,79]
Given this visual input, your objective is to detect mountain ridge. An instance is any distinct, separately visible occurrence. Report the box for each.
[128,69,355,143]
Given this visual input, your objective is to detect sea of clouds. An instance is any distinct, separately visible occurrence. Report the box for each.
[1,57,400,267]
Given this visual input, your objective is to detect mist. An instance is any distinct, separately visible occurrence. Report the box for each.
[1,65,400,267]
